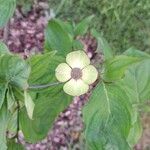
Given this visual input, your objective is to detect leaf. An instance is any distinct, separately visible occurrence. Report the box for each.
[83,82,132,150]
[7,86,16,111]
[28,53,65,94]
[0,54,31,89]
[7,110,17,134]
[0,0,16,28]
[74,15,94,36]
[115,58,150,146]
[28,52,60,85]
[11,86,24,102]
[20,53,73,142]
[24,91,35,119]
[103,55,141,82]
[123,47,150,58]
[127,117,142,147]
[117,59,150,103]
[73,40,84,50]
[91,29,113,60]
[0,83,7,109]
[0,105,10,150]
[6,86,18,135]
[55,19,74,37]
[7,140,25,150]
[44,19,73,55]
[0,42,10,54]
[20,88,72,143]
[28,52,66,95]
[112,57,150,147]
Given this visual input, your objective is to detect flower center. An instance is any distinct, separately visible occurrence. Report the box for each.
[71,68,82,80]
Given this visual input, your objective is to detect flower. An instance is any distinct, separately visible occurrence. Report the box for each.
[55,50,98,96]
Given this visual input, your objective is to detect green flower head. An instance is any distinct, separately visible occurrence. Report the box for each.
[55,50,98,96]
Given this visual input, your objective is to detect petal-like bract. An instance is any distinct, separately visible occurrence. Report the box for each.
[82,65,98,84]
[55,63,71,82]
[63,79,89,96]
[66,50,90,69]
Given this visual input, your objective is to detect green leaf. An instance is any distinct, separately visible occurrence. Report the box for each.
[127,117,142,147]
[0,42,10,54]
[7,86,16,111]
[7,110,17,134]
[0,54,31,89]
[0,105,10,150]
[20,88,72,143]
[123,47,150,59]
[44,19,73,55]
[117,59,150,103]
[91,29,113,60]
[55,19,74,37]
[20,53,73,142]
[7,140,25,150]
[28,52,60,86]
[83,82,132,150]
[74,15,94,36]
[24,91,35,119]
[103,55,141,82]
[28,53,65,94]
[0,0,16,28]
[73,40,84,50]
[6,86,18,135]
[115,58,150,146]
[11,86,24,102]
[0,83,7,109]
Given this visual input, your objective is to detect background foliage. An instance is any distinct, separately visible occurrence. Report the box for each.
[48,0,150,53]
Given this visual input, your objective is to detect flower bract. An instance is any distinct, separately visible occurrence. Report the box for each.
[55,50,98,96]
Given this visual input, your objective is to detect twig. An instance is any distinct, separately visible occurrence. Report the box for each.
[28,82,62,89]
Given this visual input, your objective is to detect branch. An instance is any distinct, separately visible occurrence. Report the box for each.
[28,82,62,89]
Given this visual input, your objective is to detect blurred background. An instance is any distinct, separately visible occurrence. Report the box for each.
[48,0,150,54]
[16,0,150,54]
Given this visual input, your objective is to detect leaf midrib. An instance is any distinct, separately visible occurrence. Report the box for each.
[102,82,111,128]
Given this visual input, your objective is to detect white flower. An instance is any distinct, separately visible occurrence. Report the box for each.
[55,50,98,96]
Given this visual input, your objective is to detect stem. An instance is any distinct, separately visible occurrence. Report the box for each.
[28,82,62,89]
